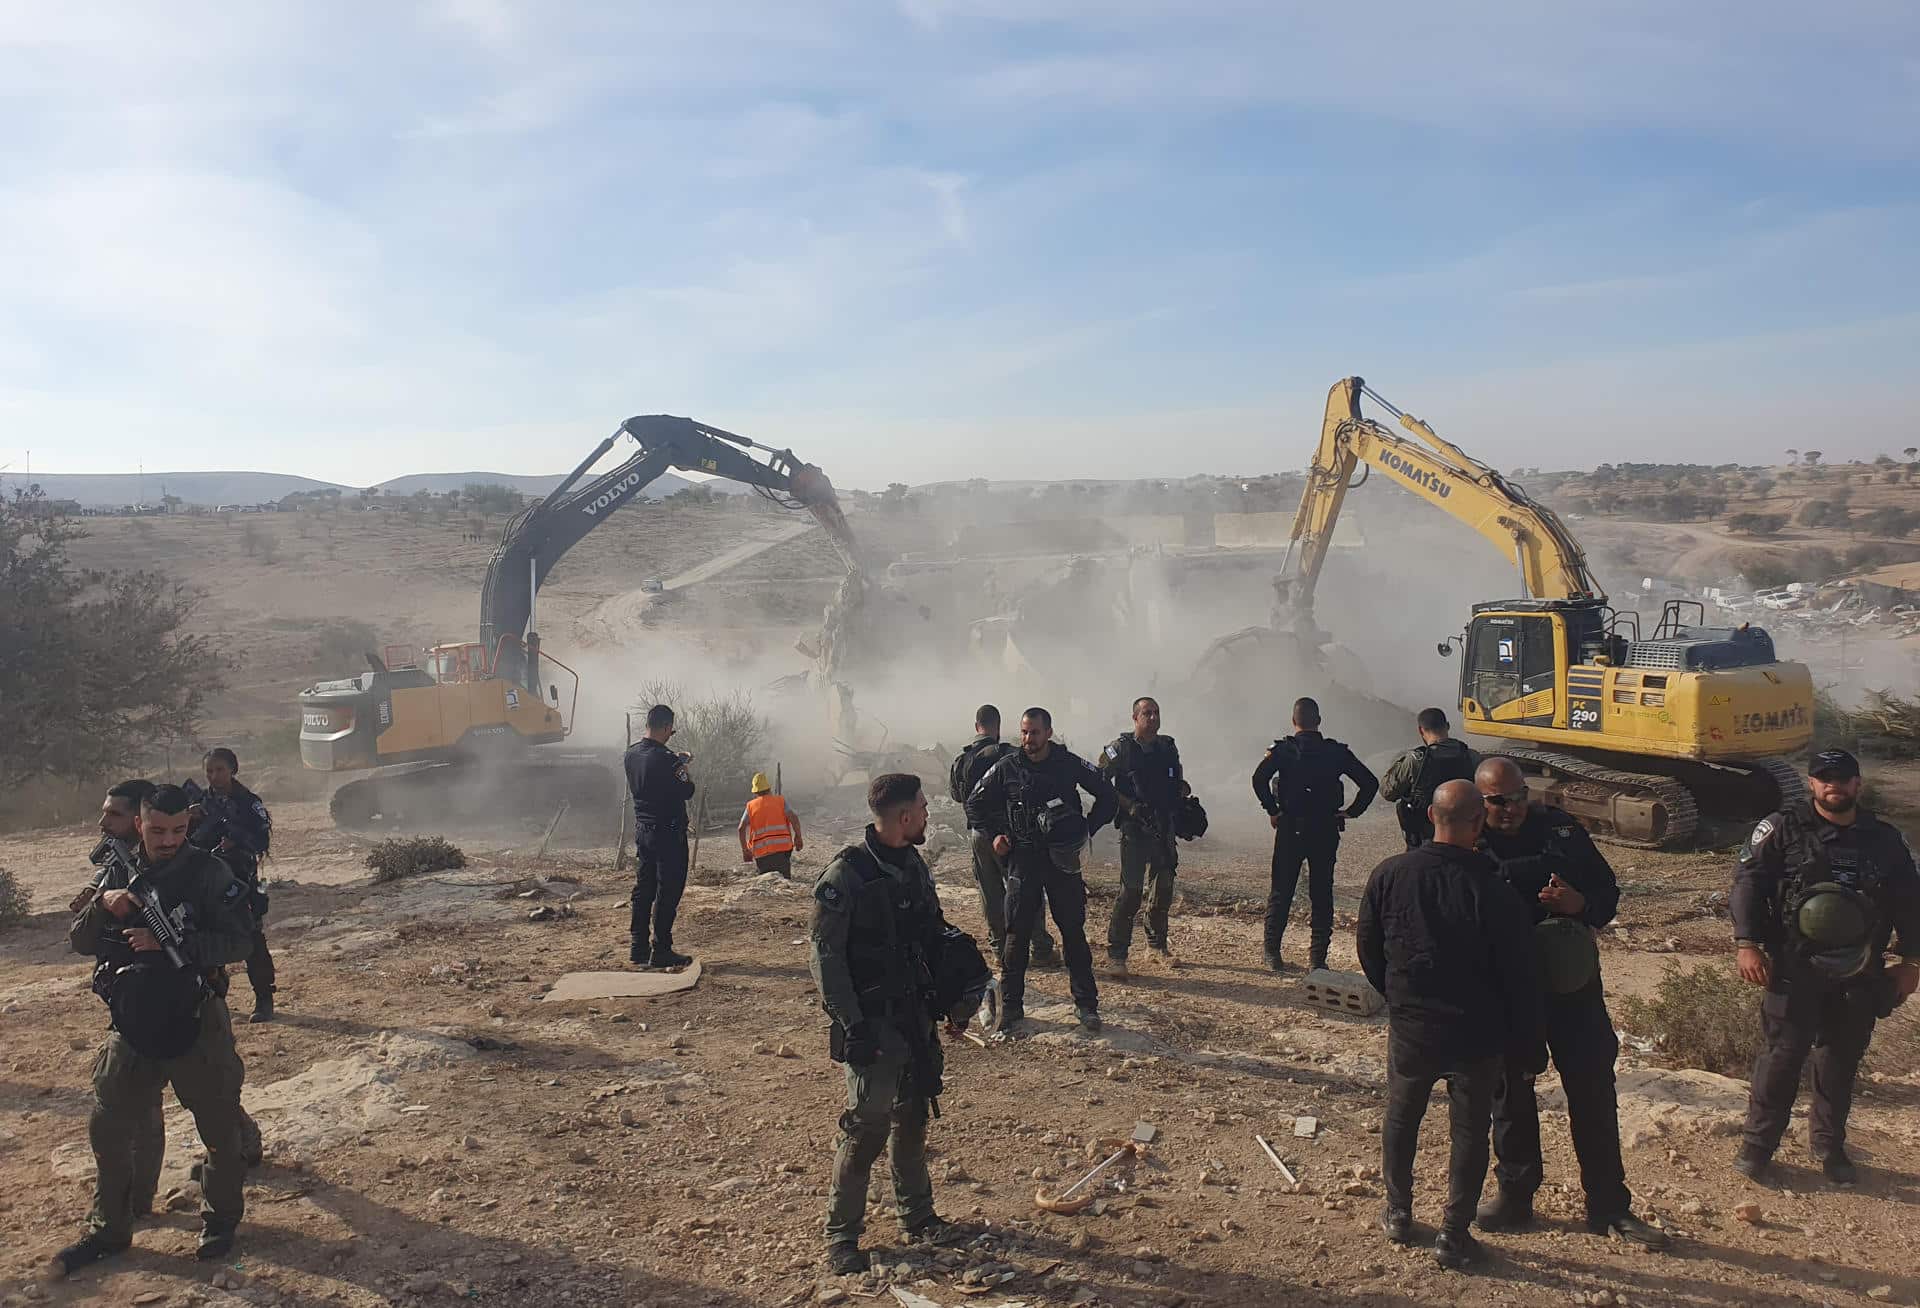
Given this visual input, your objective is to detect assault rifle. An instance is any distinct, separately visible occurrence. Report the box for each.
[123,873,191,971]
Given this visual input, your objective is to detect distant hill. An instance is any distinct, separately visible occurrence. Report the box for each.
[9,468,712,508]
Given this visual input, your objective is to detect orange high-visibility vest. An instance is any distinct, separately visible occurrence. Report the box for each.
[744,794,795,857]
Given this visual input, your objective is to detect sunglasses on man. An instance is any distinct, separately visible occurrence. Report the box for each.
[1479,790,1527,808]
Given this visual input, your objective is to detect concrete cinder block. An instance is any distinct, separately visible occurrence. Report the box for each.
[1301,967,1384,1018]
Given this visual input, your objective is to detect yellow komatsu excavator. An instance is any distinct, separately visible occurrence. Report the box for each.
[1276,377,1812,848]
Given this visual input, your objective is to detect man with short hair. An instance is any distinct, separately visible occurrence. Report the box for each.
[624,704,696,968]
[1473,757,1666,1250]
[1732,749,1920,1185]
[810,774,974,1275]
[1358,781,1542,1271]
[738,772,803,878]
[967,707,1119,1036]
[1102,696,1189,974]
[1253,696,1378,972]
[54,785,256,1277]
[1380,709,1479,851]
[949,705,1054,967]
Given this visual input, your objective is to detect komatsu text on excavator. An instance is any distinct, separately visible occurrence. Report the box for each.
[296,416,863,829]
[1276,377,1813,848]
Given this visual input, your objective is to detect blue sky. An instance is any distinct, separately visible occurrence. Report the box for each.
[3,1,1917,488]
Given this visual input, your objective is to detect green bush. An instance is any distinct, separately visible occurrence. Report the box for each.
[0,867,29,926]
[365,835,466,883]
[1616,961,1762,1077]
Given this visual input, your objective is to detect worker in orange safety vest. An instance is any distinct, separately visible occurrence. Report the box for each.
[739,773,803,878]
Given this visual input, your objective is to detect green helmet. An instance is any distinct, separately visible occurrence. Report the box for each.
[1534,916,1601,995]
[1804,941,1874,982]
[1794,883,1873,949]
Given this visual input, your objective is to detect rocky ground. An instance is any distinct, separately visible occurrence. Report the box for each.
[2,792,1918,1308]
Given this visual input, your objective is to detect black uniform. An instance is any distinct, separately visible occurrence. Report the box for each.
[966,745,1118,1021]
[1733,803,1920,1159]
[186,781,275,1006]
[950,734,1052,963]
[1380,738,1479,850]
[1101,733,1185,959]
[624,737,696,962]
[1480,806,1631,1222]
[1252,731,1378,967]
[1357,841,1543,1234]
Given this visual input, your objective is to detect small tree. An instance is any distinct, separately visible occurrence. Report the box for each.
[1905,446,1918,463]
[1802,450,1824,467]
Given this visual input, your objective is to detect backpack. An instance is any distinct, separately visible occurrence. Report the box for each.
[950,739,1013,805]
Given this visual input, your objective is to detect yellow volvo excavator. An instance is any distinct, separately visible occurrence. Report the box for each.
[1276,377,1812,848]
[297,415,864,829]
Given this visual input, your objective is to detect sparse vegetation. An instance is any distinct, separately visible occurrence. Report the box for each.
[314,619,383,672]
[1815,686,1920,757]
[0,488,224,790]
[1616,961,1763,1077]
[365,835,467,882]
[633,680,772,810]
[1727,512,1786,537]
[0,867,30,927]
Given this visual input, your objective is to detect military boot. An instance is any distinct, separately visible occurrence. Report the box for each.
[50,1233,129,1279]
[249,990,275,1024]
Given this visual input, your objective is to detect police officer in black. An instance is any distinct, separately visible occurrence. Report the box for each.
[1379,708,1479,851]
[185,748,276,1022]
[1733,748,1920,1184]
[1102,696,1188,974]
[966,706,1118,1036]
[1252,696,1378,972]
[949,705,1055,968]
[624,703,696,968]
[1472,757,1669,1250]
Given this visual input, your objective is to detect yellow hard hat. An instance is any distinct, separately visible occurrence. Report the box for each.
[751,772,772,795]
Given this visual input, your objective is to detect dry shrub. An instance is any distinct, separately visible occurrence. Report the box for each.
[366,835,466,883]
[633,680,772,812]
[0,867,29,927]
[1616,961,1763,1077]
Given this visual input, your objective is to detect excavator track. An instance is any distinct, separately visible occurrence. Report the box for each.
[1500,748,1701,850]
[329,756,619,840]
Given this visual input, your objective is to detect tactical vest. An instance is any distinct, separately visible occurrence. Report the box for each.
[1270,736,1350,823]
[1771,804,1888,958]
[835,843,939,1024]
[1395,742,1477,840]
[951,739,1015,806]
[1108,735,1181,829]
[1483,813,1601,993]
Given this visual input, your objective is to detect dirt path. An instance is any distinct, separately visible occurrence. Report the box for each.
[4,793,1918,1308]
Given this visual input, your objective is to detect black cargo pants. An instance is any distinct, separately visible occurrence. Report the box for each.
[970,830,1053,964]
[1001,844,1097,1018]
[1490,978,1632,1220]
[630,821,690,957]
[1742,965,1879,1157]
[1267,823,1340,963]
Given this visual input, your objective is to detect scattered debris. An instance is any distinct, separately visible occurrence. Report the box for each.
[1734,1203,1763,1224]
[1292,1116,1318,1139]
[1035,1138,1146,1214]
[542,961,704,1002]
[1253,1134,1297,1188]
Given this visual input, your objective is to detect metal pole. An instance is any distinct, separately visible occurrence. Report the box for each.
[615,712,633,872]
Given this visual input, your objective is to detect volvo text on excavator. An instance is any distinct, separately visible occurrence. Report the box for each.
[296,416,865,830]
[1272,376,1813,849]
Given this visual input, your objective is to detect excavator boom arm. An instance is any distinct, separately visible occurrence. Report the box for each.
[1284,377,1600,608]
[477,416,860,654]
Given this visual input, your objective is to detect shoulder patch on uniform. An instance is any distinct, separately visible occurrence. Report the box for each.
[1750,818,1775,846]
[815,881,844,908]
[1102,743,1121,763]
[221,878,249,905]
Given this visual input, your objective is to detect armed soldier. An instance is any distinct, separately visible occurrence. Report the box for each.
[1252,696,1378,972]
[1472,757,1668,1249]
[1380,709,1479,851]
[625,703,696,969]
[967,707,1118,1036]
[949,705,1055,969]
[185,748,276,1022]
[1101,696,1189,975]
[1732,749,1920,1184]
[810,774,978,1275]
[52,785,256,1277]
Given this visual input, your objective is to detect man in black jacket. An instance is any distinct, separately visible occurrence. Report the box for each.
[1253,697,1378,972]
[1473,757,1667,1249]
[967,707,1118,1036]
[1101,696,1188,974]
[624,703,697,968]
[186,748,276,1022]
[950,705,1054,968]
[1357,780,1543,1271]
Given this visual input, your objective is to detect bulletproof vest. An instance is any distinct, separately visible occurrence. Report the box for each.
[1481,810,1582,925]
[836,844,939,1021]
[109,960,207,1060]
[1774,804,1889,950]
[951,738,1015,806]
[1271,735,1350,824]
[998,753,1088,847]
[1395,741,1477,838]
[1108,735,1181,822]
